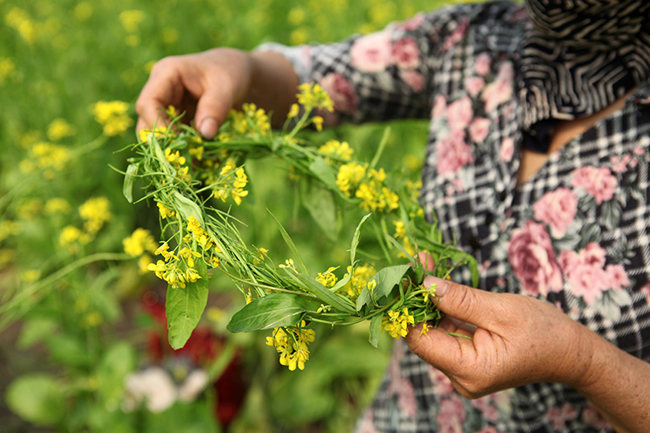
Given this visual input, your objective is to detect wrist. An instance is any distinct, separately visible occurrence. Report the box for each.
[561,321,606,393]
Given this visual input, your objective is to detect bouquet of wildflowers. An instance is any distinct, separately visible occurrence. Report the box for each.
[122,84,478,371]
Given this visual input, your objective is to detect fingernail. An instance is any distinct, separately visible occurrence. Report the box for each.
[424,276,449,296]
[199,117,218,139]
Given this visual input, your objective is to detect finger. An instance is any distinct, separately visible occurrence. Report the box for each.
[194,83,235,140]
[406,323,476,372]
[417,252,436,271]
[440,316,477,337]
[135,63,181,129]
[423,275,500,328]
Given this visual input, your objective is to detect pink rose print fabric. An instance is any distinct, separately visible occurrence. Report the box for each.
[508,220,562,297]
[264,2,650,433]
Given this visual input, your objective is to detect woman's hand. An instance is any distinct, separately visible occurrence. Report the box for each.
[406,273,650,432]
[135,48,299,139]
[405,274,595,399]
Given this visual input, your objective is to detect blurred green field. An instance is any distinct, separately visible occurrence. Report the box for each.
[0,0,468,432]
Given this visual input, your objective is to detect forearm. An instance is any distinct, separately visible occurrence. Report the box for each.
[573,326,650,432]
[242,50,299,127]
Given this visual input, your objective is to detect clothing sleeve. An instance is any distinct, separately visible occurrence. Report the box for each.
[256,10,455,126]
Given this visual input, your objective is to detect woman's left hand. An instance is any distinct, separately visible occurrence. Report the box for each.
[405,275,595,399]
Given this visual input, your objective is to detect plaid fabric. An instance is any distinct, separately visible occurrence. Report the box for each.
[260,1,650,432]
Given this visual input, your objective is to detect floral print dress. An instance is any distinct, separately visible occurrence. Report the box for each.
[260,1,650,432]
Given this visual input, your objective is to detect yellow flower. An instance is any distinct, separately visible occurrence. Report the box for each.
[0,220,21,243]
[336,162,366,196]
[16,199,42,219]
[343,264,375,300]
[0,58,16,83]
[393,220,406,238]
[123,228,157,257]
[382,308,415,339]
[119,10,144,33]
[157,202,176,219]
[164,148,186,165]
[296,83,334,112]
[79,197,112,234]
[47,118,76,141]
[92,101,132,136]
[59,225,82,248]
[267,322,315,371]
[318,140,353,162]
[21,269,41,282]
[139,126,167,143]
[312,116,323,131]
[5,7,36,44]
[44,198,71,215]
[28,142,69,171]
[179,247,201,268]
[287,103,300,119]
[138,254,153,274]
[316,267,338,288]
[188,145,204,161]
[185,267,202,283]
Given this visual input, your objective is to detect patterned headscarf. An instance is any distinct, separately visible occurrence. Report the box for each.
[520,0,650,151]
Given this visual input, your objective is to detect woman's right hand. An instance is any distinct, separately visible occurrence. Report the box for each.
[135,47,299,140]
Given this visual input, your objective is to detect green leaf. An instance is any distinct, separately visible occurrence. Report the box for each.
[368,314,383,348]
[6,374,64,426]
[166,260,209,350]
[415,238,480,288]
[284,270,356,314]
[268,209,309,275]
[97,343,135,409]
[369,127,391,170]
[173,191,204,226]
[355,287,372,312]
[350,213,372,265]
[385,234,415,261]
[227,293,322,333]
[300,181,338,241]
[123,162,139,203]
[45,334,90,367]
[371,265,411,299]
[18,317,58,349]
[308,156,338,191]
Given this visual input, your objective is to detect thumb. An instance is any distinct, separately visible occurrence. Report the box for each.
[424,276,498,328]
[194,85,235,140]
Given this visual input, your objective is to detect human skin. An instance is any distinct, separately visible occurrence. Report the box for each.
[135,49,650,433]
[136,48,299,139]
[406,253,650,433]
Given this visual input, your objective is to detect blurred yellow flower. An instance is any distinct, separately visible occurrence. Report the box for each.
[92,100,132,136]
[0,220,21,242]
[287,8,305,26]
[138,254,153,274]
[16,199,42,219]
[162,27,178,44]
[119,10,144,33]
[318,140,353,162]
[73,3,93,22]
[0,58,15,83]
[47,118,76,141]
[125,34,140,47]
[79,197,112,234]
[123,228,157,257]
[60,225,83,249]
[290,28,308,45]
[5,7,36,44]
[21,269,41,282]
[27,142,69,171]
